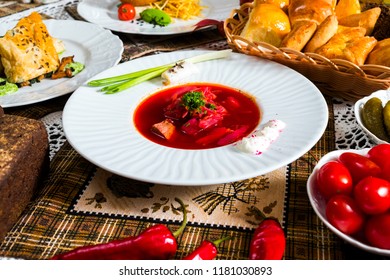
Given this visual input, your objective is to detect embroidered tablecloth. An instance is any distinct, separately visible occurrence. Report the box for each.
[0,0,387,260]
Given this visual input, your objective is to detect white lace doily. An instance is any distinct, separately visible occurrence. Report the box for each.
[40,111,66,160]
[333,98,375,150]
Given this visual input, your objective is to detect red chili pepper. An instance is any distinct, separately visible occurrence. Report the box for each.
[249,208,286,260]
[51,198,187,260]
[182,236,231,260]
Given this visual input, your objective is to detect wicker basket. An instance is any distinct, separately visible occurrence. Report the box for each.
[224,3,390,102]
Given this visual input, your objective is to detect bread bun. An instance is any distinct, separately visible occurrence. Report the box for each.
[288,0,335,26]
[304,14,338,53]
[120,0,157,6]
[367,38,390,67]
[280,20,317,51]
[240,3,291,47]
[256,0,289,10]
[335,0,361,20]
[338,7,381,36]
[315,27,377,65]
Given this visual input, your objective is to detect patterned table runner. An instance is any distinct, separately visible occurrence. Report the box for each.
[71,167,287,230]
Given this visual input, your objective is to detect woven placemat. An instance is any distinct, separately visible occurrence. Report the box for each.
[3,94,69,119]
[0,1,42,17]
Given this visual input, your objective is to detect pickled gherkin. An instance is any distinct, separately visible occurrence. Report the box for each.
[384,100,390,137]
[361,97,390,142]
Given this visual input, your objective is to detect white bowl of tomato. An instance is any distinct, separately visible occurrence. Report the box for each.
[307,144,390,257]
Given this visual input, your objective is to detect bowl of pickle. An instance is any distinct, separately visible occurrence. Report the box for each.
[354,90,390,144]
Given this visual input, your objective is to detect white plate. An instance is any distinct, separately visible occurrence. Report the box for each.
[77,0,237,35]
[354,89,390,144]
[0,19,123,108]
[63,50,328,186]
[307,149,390,257]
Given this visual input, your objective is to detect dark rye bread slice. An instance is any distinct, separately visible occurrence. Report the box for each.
[0,108,49,242]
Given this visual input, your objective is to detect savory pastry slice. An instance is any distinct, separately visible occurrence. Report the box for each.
[0,12,60,84]
[315,27,377,65]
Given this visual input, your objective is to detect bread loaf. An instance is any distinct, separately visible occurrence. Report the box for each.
[0,110,49,242]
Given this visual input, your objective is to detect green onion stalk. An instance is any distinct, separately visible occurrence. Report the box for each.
[87,50,232,94]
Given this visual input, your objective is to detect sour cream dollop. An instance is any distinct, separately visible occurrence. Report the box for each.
[235,119,286,155]
[161,61,199,85]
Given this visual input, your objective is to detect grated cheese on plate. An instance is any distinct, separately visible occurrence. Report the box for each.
[151,0,205,20]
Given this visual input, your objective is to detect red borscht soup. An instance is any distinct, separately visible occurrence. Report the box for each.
[133,83,261,150]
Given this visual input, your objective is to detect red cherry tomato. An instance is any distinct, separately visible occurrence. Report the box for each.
[380,160,390,182]
[338,152,381,184]
[317,161,353,200]
[326,194,366,235]
[118,3,136,21]
[367,144,390,168]
[364,212,390,249]
[353,176,390,215]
